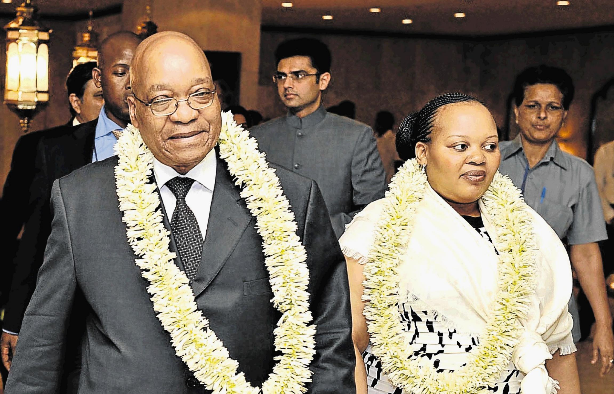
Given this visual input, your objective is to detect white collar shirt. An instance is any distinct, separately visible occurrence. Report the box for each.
[153,149,217,238]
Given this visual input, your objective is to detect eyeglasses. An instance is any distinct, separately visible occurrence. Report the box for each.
[132,89,217,116]
[272,71,320,84]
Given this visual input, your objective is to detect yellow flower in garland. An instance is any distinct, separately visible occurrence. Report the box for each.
[363,159,538,394]
[114,112,315,394]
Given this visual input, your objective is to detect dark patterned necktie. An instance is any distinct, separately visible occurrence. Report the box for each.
[166,177,203,281]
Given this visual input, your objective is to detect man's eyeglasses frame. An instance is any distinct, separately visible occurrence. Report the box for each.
[132,89,217,117]
[272,71,320,84]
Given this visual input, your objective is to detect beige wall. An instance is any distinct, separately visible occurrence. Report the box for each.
[121,0,262,110]
[256,29,614,159]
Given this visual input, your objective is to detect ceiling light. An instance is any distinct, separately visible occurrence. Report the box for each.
[322,14,333,20]
[402,19,413,24]
[2,0,13,3]
[73,10,99,67]
[370,8,381,13]
[454,12,466,18]
[281,2,293,7]
[557,1,570,5]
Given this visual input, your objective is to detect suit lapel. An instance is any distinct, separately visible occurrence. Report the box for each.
[73,120,97,165]
[41,120,97,192]
[191,154,252,298]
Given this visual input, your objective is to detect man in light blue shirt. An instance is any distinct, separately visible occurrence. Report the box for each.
[89,29,142,162]
[91,104,125,161]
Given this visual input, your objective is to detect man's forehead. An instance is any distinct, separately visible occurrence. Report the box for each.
[277,55,314,70]
[104,41,137,59]
[145,77,213,94]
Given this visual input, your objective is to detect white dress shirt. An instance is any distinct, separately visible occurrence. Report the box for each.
[153,149,217,238]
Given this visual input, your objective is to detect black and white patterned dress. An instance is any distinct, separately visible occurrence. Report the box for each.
[362,216,523,394]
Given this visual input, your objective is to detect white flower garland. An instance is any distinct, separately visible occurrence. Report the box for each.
[114,112,316,394]
[363,159,537,394]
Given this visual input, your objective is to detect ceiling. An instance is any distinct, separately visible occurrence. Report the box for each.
[0,0,613,36]
[0,0,122,18]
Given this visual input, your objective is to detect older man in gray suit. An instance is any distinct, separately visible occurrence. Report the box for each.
[5,31,354,393]
[250,38,386,238]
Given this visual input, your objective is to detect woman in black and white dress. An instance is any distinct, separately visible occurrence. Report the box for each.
[340,93,580,394]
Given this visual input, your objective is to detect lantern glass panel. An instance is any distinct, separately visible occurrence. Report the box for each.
[37,43,48,91]
[19,40,37,92]
[6,42,20,90]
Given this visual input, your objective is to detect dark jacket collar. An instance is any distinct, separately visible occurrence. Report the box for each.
[286,106,327,129]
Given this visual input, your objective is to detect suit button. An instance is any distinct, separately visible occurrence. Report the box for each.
[297,131,303,137]
[294,163,300,169]
[186,376,200,388]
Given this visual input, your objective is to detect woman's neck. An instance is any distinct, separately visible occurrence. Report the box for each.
[520,136,554,168]
[444,198,480,217]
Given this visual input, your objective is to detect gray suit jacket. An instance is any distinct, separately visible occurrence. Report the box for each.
[6,153,355,393]
[250,107,386,238]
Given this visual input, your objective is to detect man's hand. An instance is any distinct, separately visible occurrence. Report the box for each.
[591,322,614,377]
[1,332,18,371]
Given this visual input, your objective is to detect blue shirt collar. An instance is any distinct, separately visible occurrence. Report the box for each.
[94,105,124,139]
[504,134,569,170]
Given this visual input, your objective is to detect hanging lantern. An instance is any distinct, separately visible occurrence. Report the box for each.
[3,0,51,133]
[72,10,98,67]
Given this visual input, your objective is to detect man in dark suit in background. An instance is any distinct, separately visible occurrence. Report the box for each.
[5,31,354,393]
[250,38,386,238]
[0,62,102,313]
[0,32,141,375]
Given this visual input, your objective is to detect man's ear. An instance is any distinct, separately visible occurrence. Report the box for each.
[514,106,519,125]
[415,142,428,166]
[126,96,139,128]
[68,93,82,115]
[318,72,331,91]
[92,68,102,88]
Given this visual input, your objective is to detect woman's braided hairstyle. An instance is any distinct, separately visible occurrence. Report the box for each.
[396,93,482,160]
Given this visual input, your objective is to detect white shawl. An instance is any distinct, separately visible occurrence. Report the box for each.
[341,184,575,393]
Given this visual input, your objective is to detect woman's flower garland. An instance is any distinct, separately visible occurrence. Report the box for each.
[114,112,316,394]
[363,159,538,394]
